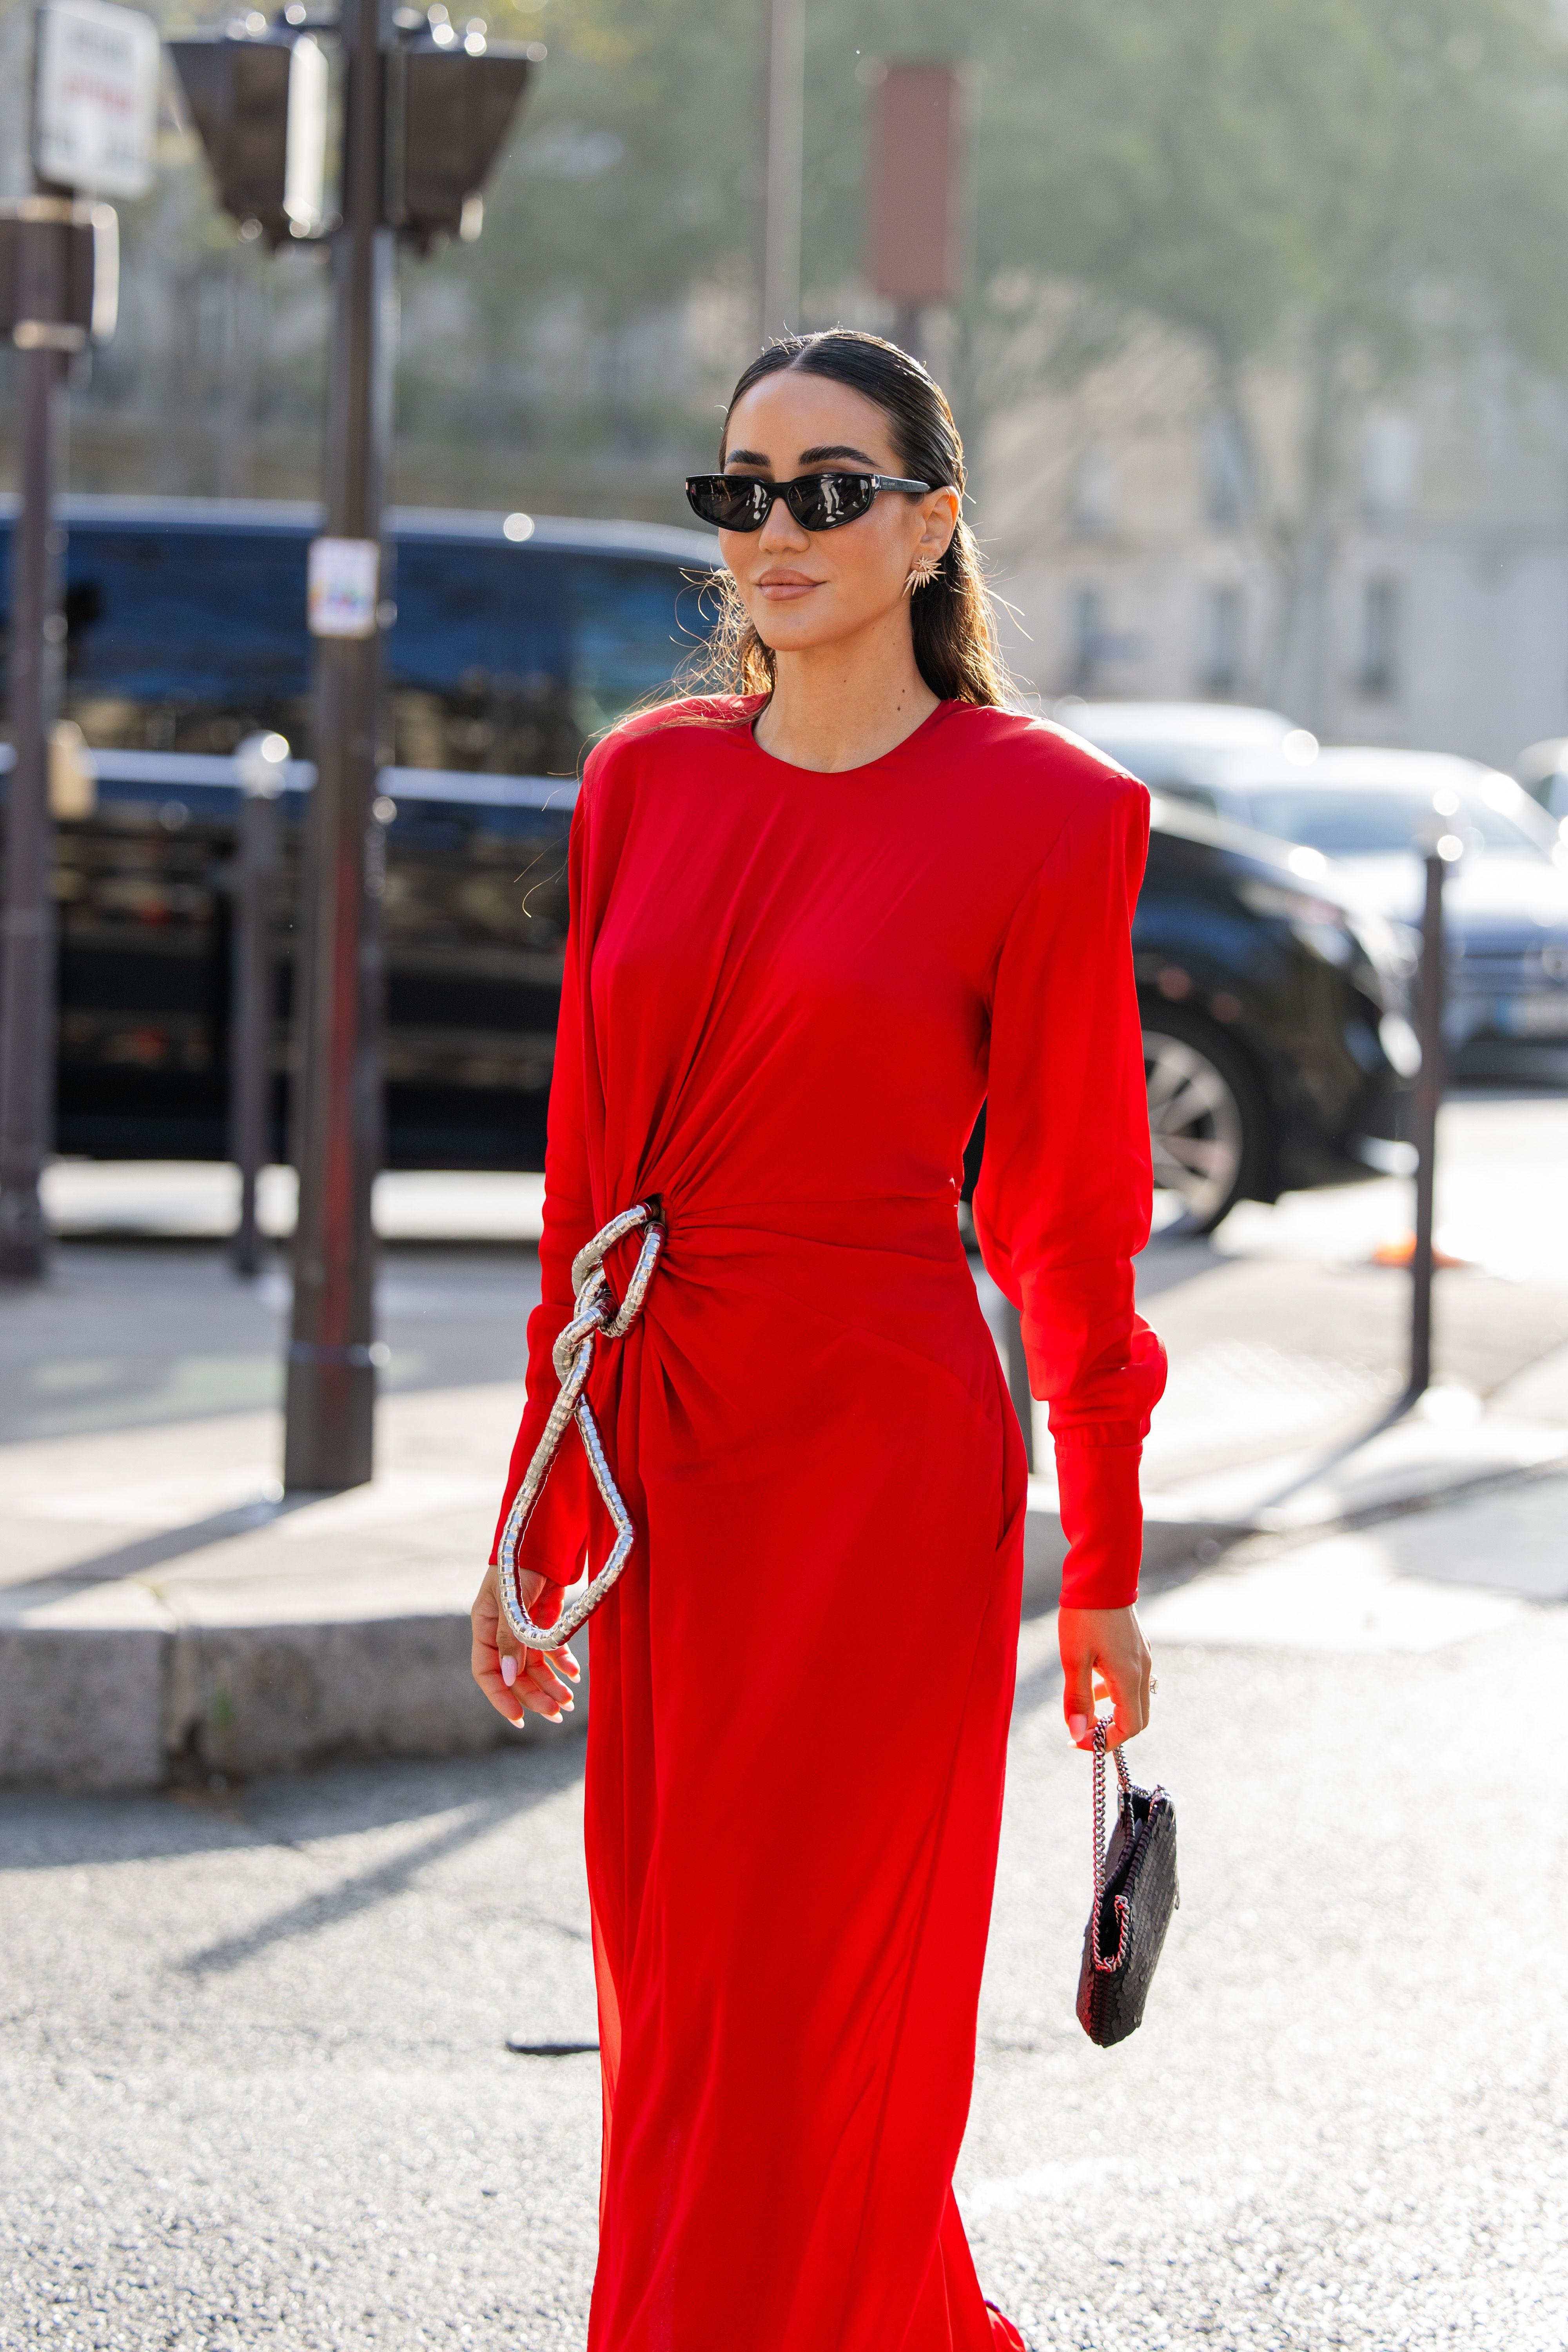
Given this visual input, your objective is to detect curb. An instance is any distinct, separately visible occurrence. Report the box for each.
[0,1499,1220,1794]
[0,1609,584,1795]
[5,1446,1562,1793]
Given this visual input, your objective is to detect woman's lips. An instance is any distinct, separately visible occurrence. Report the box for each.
[755,572,820,601]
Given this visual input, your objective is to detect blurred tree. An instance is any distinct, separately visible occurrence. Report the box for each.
[11,0,1568,591]
[923,0,1568,720]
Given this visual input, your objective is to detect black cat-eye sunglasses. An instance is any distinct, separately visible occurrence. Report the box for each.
[685,470,933,534]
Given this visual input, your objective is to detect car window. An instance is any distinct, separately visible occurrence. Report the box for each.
[8,523,706,775]
[389,540,579,777]
[56,524,314,757]
[571,556,715,739]
[1150,780,1220,817]
[1245,786,1548,859]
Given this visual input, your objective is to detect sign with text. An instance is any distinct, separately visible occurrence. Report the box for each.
[308,537,381,639]
[34,0,160,200]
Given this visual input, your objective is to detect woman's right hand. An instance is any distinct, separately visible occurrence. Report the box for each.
[470,1557,580,1726]
[1058,1603,1152,1749]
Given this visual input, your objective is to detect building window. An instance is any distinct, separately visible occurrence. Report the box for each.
[1199,584,1243,695]
[1357,579,1400,697]
[1071,588,1103,690]
[1071,440,1119,536]
[1202,415,1248,527]
[1359,412,1418,526]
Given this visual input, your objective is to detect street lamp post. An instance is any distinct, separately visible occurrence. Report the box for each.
[0,197,68,1281]
[283,0,393,1490]
[756,0,803,345]
[0,2,154,1279]
[169,5,538,1485]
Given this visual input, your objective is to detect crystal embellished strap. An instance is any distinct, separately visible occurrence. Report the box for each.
[496,1200,663,1653]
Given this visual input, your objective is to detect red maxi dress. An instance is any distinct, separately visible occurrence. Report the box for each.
[492,697,1167,2352]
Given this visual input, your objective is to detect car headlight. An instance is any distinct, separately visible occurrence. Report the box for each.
[1378,1012,1421,1077]
[1237,878,1354,965]
[1344,906,1417,979]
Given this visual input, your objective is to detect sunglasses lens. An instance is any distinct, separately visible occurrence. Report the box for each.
[785,474,876,530]
[686,477,769,531]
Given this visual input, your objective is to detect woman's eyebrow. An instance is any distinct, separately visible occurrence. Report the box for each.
[799,443,877,465]
[724,448,771,466]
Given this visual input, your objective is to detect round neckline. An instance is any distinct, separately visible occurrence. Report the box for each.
[734,696,958,777]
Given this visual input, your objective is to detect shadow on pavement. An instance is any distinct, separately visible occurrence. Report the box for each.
[0,1739,583,1873]
[176,1756,581,1978]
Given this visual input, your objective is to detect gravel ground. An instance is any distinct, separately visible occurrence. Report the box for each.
[4,1476,1566,2350]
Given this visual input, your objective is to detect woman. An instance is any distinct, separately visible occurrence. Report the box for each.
[471,329,1165,2352]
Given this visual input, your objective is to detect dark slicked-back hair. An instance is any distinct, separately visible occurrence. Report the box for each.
[697,328,1009,709]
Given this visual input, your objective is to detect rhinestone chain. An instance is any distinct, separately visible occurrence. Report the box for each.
[495,1200,664,1653]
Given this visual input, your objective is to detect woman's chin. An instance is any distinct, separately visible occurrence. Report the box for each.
[753,611,862,658]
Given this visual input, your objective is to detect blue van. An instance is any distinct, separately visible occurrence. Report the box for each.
[0,496,720,1168]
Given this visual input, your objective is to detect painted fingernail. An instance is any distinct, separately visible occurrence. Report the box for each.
[501,1655,517,1688]
[1068,1713,1087,1741]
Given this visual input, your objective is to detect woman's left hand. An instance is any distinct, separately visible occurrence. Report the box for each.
[1058,1604,1152,1749]
[470,1558,580,1726]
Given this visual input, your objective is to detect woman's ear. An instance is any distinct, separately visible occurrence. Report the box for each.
[916,485,961,561]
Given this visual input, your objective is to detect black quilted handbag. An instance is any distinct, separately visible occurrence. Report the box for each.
[1076,1716,1179,2048]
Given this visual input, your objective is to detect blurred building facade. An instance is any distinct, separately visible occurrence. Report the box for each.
[979,322,1568,771]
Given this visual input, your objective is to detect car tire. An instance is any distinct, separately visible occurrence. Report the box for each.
[1142,1010,1269,1236]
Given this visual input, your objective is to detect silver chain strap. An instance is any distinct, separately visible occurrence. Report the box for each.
[496,1200,664,1653]
[1089,1715,1135,1973]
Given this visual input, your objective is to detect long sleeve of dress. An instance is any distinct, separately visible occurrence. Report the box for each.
[972,777,1168,1609]
[488,786,599,1584]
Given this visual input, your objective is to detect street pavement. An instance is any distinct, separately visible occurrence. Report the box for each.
[6,1087,1568,1788]
[2,1464,1565,2350]
[3,1078,1568,2344]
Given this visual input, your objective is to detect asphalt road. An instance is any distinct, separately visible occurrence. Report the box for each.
[4,1466,1566,2351]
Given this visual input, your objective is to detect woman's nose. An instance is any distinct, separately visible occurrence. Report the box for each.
[757,492,811,554]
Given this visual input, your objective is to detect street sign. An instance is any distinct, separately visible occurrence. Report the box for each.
[33,0,160,200]
[308,537,380,638]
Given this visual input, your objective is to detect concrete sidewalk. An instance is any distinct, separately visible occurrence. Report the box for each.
[4,1279,1565,1788]
[5,1137,1568,1792]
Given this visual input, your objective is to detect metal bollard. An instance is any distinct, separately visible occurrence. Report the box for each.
[1408,824,1462,1399]
[1000,1294,1035,1472]
[230,732,287,1278]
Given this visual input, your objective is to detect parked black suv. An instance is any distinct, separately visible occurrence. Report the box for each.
[1131,795,1411,1229]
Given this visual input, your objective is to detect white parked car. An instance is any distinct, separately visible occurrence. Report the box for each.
[1068,712,1568,1053]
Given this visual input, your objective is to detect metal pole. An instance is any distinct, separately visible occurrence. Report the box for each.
[756,0,803,346]
[892,303,924,365]
[1409,846,1446,1399]
[230,735,284,1279]
[1000,1296,1035,1473]
[0,188,74,1282]
[283,0,392,1490]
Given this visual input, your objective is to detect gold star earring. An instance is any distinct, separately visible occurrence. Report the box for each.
[904,552,940,596]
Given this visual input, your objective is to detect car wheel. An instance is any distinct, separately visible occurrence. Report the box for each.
[1142,1014,1265,1235]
